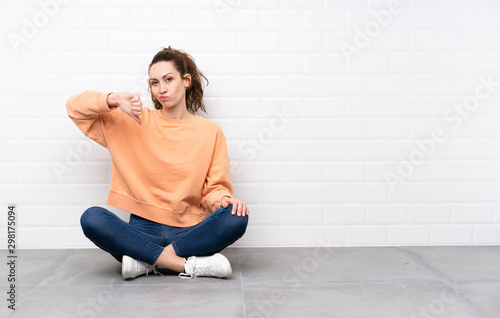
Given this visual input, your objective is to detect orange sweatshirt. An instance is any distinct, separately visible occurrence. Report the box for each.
[67,90,233,227]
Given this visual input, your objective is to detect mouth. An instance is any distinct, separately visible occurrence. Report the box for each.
[159,96,168,101]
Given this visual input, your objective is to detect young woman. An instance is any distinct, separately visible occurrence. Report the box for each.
[67,47,249,280]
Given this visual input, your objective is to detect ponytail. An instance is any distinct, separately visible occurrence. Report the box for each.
[148,46,208,114]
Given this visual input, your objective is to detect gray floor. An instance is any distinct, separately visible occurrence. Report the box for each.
[0,247,499,318]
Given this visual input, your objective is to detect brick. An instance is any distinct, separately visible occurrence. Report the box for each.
[389,226,430,245]
[211,98,261,119]
[18,228,46,249]
[478,53,500,73]
[261,184,302,204]
[390,9,434,30]
[46,227,91,248]
[410,204,451,224]
[410,161,452,181]
[88,184,110,204]
[85,8,128,28]
[347,97,389,117]
[390,53,434,74]
[367,31,411,52]
[217,54,259,74]
[435,9,476,28]
[45,184,88,205]
[232,162,281,183]
[303,226,346,246]
[432,225,474,245]
[0,141,43,162]
[18,206,66,227]
[246,205,282,225]
[237,32,280,51]
[347,183,387,203]
[304,184,345,203]
[452,161,496,181]
[432,183,474,202]
[476,182,500,202]
[453,204,495,224]
[304,53,347,75]
[367,204,409,224]
[282,76,325,97]
[303,141,345,161]
[304,9,347,30]
[368,75,410,96]
[232,183,261,204]
[261,10,302,30]
[238,76,281,96]
[216,9,260,29]
[325,162,365,182]
[347,140,388,160]
[282,162,323,182]
[282,204,323,225]
[346,226,388,245]
[478,9,500,27]
[411,76,454,96]
[0,163,21,183]
[0,185,44,205]
[368,119,410,139]
[282,31,325,52]
[455,31,498,51]
[258,226,303,246]
[475,225,500,244]
[304,97,346,118]
[326,76,368,96]
[62,30,108,52]
[389,183,431,203]
[390,97,434,117]
[194,32,237,51]
[326,119,368,139]
[261,54,303,74]
[324,204,366,224]
[413,31,455,51]
[348,53,390,74]
[204,76,239,97]
[434,53,477,73]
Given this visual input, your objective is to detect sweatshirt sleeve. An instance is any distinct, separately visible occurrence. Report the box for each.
[66,90,117,148]
[200,128,233,213]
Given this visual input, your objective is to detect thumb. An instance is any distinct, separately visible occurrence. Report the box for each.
[221,197,229,208]
[132,115,142,125]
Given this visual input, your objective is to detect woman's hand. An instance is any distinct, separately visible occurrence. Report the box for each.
[107,92,143,125]
[221,197,249,217]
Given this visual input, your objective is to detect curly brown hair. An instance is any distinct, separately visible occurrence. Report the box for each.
[148,46,208,114]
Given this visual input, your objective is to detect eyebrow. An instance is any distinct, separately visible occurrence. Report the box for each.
[149,73,173,81]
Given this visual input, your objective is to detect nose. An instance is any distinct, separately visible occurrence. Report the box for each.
[159,81,167,93]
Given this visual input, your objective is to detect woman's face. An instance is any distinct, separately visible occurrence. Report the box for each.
[149,61,191,110]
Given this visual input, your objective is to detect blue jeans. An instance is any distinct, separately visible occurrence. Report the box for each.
[80,205,248,265]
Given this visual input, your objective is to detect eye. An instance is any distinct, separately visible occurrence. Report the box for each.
[166,77,173,82]
[151,81,158,86]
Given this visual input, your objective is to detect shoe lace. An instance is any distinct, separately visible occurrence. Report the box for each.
[178,257,211,279]
[145,264,162,277]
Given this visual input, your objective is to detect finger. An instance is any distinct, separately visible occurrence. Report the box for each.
[131,93,140,103]
[231,201,237,215]
[132,115,142,125]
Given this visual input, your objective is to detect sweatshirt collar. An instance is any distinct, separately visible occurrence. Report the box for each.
[154,109,200,125]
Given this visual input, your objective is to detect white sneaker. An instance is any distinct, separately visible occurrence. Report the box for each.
[179,253,232,279]
[122,255,160,279]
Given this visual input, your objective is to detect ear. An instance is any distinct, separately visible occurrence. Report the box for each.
[183,74,192,88]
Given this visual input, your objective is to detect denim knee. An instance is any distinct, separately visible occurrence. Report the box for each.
[80,206,109,237]
[220,204,249,238]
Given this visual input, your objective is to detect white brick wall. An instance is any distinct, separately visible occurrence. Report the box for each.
[1,0,499,248]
